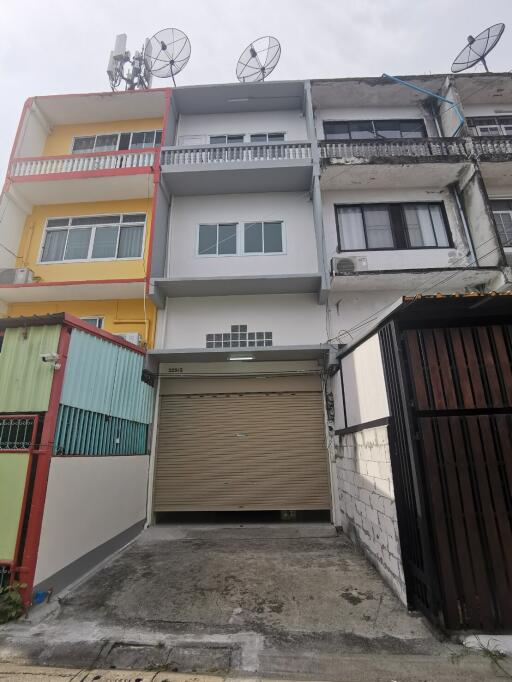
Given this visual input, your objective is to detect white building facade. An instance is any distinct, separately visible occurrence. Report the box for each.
[147,74,512,601]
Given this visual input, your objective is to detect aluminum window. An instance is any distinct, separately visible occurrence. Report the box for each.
[491,199,512,246]
[206,325,273,348]
[209,134,244,145]
[71,130,162,153]
[243,222,283,254]
[324,119,427,141]
[467,117,512,137]
[40,213,146,263]
[250,133,285,143]
[336,202,451,251]
[80,317,104,329]
[197,221,284,256]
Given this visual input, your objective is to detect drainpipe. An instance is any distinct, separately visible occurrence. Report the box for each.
[304,80,329,299]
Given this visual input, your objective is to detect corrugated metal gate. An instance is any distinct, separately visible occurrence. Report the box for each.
[380,320,512,630]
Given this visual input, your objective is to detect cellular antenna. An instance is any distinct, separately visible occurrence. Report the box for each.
[236,36,281,83]
[107,34,152,91]
[451,23,505,73]
[144,28,191,86]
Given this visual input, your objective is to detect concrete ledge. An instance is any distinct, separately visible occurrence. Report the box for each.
[33,519,145,597]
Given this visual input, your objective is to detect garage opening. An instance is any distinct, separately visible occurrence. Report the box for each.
[153,374,331,517]
[155,510,331,524]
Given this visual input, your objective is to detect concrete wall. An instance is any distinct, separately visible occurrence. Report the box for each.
[176,111,308,144]
[459,167,503,267]
[327,291,401,345]
[34,455,149,588]
[161,293,326,348]
[335,425,407,604]
[0,194,27,270]
[322,187,469,269]
[168,192,318,278]
[340,334,389,428]
[438,77,466,137]
[14,103,48,158]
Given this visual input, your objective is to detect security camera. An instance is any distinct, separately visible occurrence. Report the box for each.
[40,353,61,369]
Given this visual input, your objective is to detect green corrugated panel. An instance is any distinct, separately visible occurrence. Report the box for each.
[0,326,61,412]
[0,452,30,562]
[54,404,148,456]
[60,330,153,424]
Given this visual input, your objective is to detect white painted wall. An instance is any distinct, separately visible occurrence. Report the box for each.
[322,187,469,270]
[0,194,28,269]
[328,291,401,342]
[34,455,149,585]
[15,104,48,158]
[462,103,512,118]
[340,334,389,427]
[177,111,307,144]
[315,105,436,139]
[161,293,326,348]
[168,192,318,278]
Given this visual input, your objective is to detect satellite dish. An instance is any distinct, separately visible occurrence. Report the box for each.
[144,28,191,86]
[236,36,281,83]
[451,23,505,73]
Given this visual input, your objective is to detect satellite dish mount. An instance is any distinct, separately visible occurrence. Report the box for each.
[236,36,281,83]
[451,23,505,73]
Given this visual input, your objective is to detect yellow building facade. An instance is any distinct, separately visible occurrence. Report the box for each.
[0,91,169,348]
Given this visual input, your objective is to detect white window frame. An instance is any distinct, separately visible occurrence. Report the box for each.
[249,132,286,143]
[195,221,286,258]
[80,316,104,329]
[242,221,286,255]
[38,213,147,264]
[208,134,245,145]
[70,130,162,154]
[492,209,512,247]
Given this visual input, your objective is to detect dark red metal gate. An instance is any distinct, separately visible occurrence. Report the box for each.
[402,324,512,630]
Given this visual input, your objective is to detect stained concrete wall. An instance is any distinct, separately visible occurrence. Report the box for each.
[458,166,504,267]
[335,425,406,604]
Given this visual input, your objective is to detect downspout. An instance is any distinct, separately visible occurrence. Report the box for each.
[304,80,329,300]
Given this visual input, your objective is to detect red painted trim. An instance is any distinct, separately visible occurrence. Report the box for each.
[11,166,153,183]
[61,313,145,354]
[14,147,159,162]
[0,277,145,289]
[18,326,72,604]
[146,89,172,293]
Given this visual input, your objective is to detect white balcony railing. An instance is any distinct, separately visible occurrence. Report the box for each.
[10,149,155,178]
[319,137,468,160]
[161,141,312,167]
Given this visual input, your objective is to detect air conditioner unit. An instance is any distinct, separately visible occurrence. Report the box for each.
[334,256,368,275]
[115,332,142,346]
[0,268,34,284]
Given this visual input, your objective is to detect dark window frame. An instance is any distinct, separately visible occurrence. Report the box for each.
[334,201,453,252]
[323,119,428,141]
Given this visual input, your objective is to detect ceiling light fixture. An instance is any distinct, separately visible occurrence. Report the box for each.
[228,353,255,361]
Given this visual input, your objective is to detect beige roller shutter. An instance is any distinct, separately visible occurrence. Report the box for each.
[154,378,330,512]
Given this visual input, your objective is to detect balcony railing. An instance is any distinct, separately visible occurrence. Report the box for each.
[10,148,156,178]
[161,141,312,167]
[470,136,512,156]
[319,137,468,160]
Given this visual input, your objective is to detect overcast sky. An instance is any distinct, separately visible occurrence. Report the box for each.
[0,0,510,177]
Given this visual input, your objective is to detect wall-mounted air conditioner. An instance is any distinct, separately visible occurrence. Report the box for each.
[115,332,142,346]
[333,256,368,275]
[0,268,34,284]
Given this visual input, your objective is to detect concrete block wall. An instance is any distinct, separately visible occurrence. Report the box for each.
[335,424,407,604]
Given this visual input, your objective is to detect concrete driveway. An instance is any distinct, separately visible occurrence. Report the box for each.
[0,524,506,681]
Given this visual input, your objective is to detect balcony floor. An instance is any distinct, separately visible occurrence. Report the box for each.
[320,160,467,191]
[9,170,154,205]
[161,160,313,195]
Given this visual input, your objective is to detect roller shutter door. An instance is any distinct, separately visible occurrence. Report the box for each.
[154,378,330,512]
